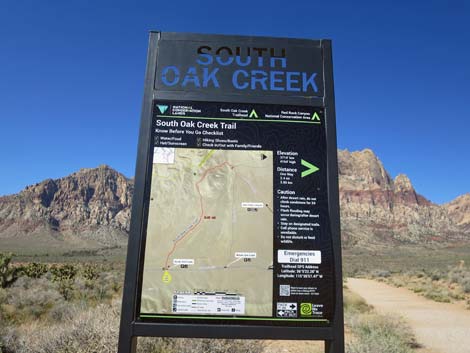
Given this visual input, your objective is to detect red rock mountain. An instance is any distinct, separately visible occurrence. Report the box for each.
[444,193,470,232]
[338,149,468,246]
[0,165,133,246]
[0,150,468,249]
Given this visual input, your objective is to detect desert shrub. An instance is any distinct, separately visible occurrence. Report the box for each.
[138,337,264,353]
[416,271,425,278]
[21,263,48,279]
[449,292,465,300]
[46,301,83,323]
[371,270,390,278]
[4,277,63,322]
[343,290,370,314]
[446,265,470,294]
[461,278,470,294]
[0,289,7,352]
[346,313,415,353]
[50,264,78,283]
[3,300,120,353]
[50,264,78,300]
[81,264,100,282]
[423,289,451,303]
[57,279,74,301]
[430,270,442,281]
[20,262,48,279]
[448,269,462,284]
[74,271,121,304]
[0,288,7,305]
[94,272,122,300]
[389,278,405,288]
[0,253,19,288]
[2,299,264,353]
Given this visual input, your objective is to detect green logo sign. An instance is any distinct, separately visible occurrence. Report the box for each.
[300,303,313,316]
[157,105,169,114]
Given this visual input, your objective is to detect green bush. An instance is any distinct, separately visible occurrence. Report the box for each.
[20,262,48,279]
[50,264,78,283]
[344,290,371,314]
[346,313,415,353]
[423,289,451,303]
[81,264,100,282]
[50,264,78,300]
[0,253,19,288]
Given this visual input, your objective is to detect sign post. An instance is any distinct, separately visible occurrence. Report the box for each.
[118,31,344,353]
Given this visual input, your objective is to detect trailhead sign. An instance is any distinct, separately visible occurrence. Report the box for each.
[118,32,344,353]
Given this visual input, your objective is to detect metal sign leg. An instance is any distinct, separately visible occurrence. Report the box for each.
[117,333,137,353]
[325,339,344,353]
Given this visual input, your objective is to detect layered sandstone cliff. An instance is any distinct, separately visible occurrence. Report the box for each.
[0,165,132,245]
[338,149,465,246]
[0,150,468,248]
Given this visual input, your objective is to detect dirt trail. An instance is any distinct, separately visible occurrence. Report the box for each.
[347,278,470,353]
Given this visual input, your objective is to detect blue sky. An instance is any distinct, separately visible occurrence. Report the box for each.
[0,0,468,204]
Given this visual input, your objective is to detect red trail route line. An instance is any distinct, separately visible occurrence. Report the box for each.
[164,161,235,269]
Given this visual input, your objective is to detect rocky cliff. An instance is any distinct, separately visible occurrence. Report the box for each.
[0,165,133,246]
[0,150,468,249]
[339,149,467,246]
[444,193,470,232]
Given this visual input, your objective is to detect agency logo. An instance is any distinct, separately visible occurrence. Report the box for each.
[157,105,169,114]
[300,302,313,316]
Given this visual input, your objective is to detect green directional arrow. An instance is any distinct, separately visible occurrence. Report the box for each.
[311,112,320,121]
[301,159,319,178]
[249,109,258,118]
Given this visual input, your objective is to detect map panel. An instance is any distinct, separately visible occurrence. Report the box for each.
[141,148,274,317]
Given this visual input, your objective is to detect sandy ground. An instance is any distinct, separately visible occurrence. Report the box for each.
[347,278,470,353]
[263,340,323,353]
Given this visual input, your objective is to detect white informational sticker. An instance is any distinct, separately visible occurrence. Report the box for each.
[153,147,175,164]
[172,294,245,315]
[241,202,264,208]
[173,259,195,265]
[234,252,257,258]
[277,250,321,264]
[276,302,297,318]
[279,284,291,296]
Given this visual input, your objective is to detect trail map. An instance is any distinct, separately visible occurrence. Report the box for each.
[141,148,274,316]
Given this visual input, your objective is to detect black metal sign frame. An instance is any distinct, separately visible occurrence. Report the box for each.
[118,31,344,353]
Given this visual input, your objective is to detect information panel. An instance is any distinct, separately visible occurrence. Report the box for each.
[118,31,343,353]
[139,100,333,325]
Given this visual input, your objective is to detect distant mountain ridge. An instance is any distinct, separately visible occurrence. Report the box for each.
[0,150,468,249]
[444,193,470,232]
[0,165,132,247]
[338,149,469,246]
